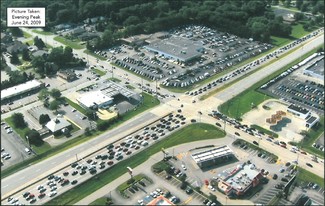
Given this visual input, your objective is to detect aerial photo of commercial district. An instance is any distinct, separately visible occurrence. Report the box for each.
[0,0,324,205]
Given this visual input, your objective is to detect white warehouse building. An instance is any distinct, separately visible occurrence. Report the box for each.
[77,91,113,109]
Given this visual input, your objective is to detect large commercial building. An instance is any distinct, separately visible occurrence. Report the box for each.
[77,80,141,110]
[287,104,311,119]
[144,36,204,63]
[1,80,44,103]
[191,145,234,168]
[77,91,113,110]
[217,163,263,196]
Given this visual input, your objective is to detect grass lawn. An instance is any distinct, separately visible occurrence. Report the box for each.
[251,125,279,138]
[23,31,32,38]
[32,29,53,35]
[108,77,121,82]
[126,85,135,90]
[45,123,225,205]
[300,117,324,158]
[296,167,324,188]
[89,197,107,205]
[4,116,52,154]
[84,50,106,61]
[53,36,85,50]
[92,68,106,76]
[65,98,88,115]
[218,46,323,119]
[117,173,147,192]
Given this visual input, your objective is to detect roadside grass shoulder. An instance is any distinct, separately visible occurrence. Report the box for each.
[53,36,85,50]
[45,123,225,205]
[32,30,53,35]
[296,167,324,188]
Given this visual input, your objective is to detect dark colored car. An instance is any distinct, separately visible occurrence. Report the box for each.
[306,163,313,167]
[253,141,259,146]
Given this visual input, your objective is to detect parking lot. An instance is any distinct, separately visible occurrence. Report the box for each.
[1,123,32,170]
[113,25,272,88]
[260,53,324,114]
[3,113,189,205]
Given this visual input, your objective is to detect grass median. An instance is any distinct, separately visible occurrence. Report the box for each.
[45,123,225,205]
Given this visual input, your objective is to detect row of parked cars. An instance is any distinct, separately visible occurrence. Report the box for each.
[11,113,187,205]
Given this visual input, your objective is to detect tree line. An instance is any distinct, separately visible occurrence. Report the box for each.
[4,0,322,50]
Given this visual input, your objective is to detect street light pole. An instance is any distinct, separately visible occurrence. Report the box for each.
[26,136,31,148]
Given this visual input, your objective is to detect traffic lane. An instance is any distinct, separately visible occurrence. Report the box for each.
[1,112,159,196]
[4,112,179,205]
[214,34,324,102]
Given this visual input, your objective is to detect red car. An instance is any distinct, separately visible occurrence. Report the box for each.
[301,151,307,155]
[204,180,209,185]
[38,193,45,199]
[280,144,286,148]
[107,161,114,165]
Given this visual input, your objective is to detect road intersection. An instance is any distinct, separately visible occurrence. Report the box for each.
[1,28,324,203]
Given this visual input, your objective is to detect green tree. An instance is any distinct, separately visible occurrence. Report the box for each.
[39,114,51,125]
[34,36,45,49]
[26,129,43,146]
[50,88,62,99]
[12,113,26,128]
[22,48,30,61]
[10,52,20,64]
[296,0,303,10]
[49,100,60,111]
[84,127,91,136]
[38,88,49,100]
[9,28,23,37]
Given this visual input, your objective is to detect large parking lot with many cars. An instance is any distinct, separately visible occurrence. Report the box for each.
[260,53,324,114]
[113,25,272,88]
[3,113,189,205]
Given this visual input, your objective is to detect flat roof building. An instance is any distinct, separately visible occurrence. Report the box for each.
[191,145,234,168]
[306,116,319,129]
[217,163,263,196]
[77,91,114,109]
[287,104,310,119]
[1,80,44,102]
[144,36,204,63]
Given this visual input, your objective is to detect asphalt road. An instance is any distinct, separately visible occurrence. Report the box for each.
[214,34,324,102]
[1,28,323,203]
[1,111,162,198]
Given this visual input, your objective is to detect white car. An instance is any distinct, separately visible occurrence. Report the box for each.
[181,164,187,170]
[48,191,57,197]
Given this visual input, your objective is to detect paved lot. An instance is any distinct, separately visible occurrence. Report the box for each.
[260,54,324,114]
[114,25,272,87]
[244,100,305,142]
[1,125,32,170]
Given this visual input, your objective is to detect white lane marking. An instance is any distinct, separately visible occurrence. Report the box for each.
[36,168,41,172]
[51,161,57,165]
[2,185,8,188]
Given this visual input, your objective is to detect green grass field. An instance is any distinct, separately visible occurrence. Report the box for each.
[23,31,32,38]
[296,167,324,188]
[32,29,53,35]
[45,123,225,205]
[53,36,85,50]
[92,68,106,76]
